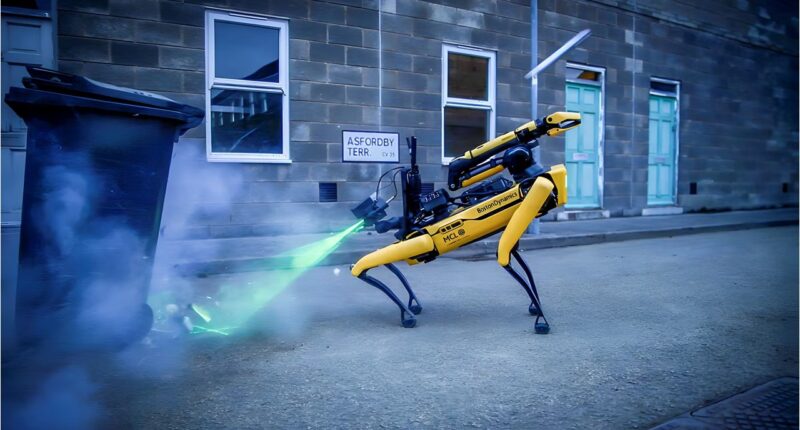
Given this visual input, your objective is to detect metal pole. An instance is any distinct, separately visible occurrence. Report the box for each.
[524,29,592,80]
[524,27,592,235]
[530,0,540,234]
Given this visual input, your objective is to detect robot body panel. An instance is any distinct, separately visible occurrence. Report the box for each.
[422,183,523,255]
[351,163,568,273]
[350,234,434,277]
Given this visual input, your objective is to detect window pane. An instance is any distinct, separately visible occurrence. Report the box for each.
[210,88,283,154]
[444,107,489,158]
[650,80,677,94]
[214,21,280,82]
[447,53,488,100]
[567,67,600,82]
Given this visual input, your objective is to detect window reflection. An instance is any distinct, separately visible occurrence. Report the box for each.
[210,88,282,154]
[444,107,489,157]
[214,21,280,82]
[447,53,488,100]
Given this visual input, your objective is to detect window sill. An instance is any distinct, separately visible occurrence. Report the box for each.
[207,154,292,164]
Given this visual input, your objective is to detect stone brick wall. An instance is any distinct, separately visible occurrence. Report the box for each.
[537,0,799,216]
[55,0,797,237]
[57,0,533,237]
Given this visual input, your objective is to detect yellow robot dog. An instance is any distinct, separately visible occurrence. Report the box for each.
[350,112,580,334]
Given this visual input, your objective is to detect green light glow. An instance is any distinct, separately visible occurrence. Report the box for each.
[286,219,364,270]
[190,303,212,323]
[191,325,234,336]
[175,219,365,336]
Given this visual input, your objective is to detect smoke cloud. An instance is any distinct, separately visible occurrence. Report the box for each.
[4,139,364,429]
[5,366,101,430]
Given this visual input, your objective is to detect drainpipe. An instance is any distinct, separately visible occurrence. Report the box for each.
[530,0,540,234]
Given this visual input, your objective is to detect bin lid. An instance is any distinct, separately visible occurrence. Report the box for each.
[19,67,203,126]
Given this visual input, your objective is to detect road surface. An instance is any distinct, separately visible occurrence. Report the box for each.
[91,226,800,428]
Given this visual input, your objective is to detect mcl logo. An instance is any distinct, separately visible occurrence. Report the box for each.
[442,227,466,243]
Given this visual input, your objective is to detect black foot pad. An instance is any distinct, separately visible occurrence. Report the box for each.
[534,322,550,334]
[409,304,422,315]
[402,317,417,328]
[528,304,540,316]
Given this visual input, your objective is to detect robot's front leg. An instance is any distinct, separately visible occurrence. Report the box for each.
[351,235,433,327]
[497,177,555,334]
[386,263,422,315]
[358,272,418,328]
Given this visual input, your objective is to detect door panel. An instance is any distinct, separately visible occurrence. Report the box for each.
[1,10,54,354]
[647,95,677,205]
[581,163,595,198]
[2,15,54,133]
[565,82,601,208]
[1,13,54,223]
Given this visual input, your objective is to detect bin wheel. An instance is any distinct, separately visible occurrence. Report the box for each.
[113,303,154,350]
[134,303,155,339]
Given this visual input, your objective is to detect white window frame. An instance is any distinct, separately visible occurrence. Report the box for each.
[649,76,681,206]
[205,10,290,163]
[565,62,605,209]
[441,44,496,164]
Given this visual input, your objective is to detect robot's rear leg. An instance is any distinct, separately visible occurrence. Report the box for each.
[386,263,422,315]
[504,250,550,334]
[358,271,417,328]
[495,176,554,334]
[512,248,541,316]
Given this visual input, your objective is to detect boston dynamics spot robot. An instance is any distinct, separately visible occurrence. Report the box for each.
[350,112,581,334]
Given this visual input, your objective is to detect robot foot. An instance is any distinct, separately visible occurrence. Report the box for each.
[528,303,540,316]
[534,321,550,334]
[402,315,417,328]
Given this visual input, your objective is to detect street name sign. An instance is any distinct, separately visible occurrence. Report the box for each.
[342,130,399,163]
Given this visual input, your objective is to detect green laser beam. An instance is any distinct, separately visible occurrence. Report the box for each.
[283,218,364,269]
[191,325,235,336]
[181,219,365,336]
[190,303,212,323]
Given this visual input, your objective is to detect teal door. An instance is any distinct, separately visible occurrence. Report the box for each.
[565,83,601,208]
[647,95,677,205]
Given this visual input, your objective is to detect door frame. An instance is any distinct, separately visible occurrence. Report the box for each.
[648,76,681,206]
[565,62,605,209]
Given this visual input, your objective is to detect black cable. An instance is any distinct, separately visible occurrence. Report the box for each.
[375,166,403,199]
[387,168,403,201]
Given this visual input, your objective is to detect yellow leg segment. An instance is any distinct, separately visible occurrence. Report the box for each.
[351,234,435,277]
[547,164,568,206]
[497,177,554,266]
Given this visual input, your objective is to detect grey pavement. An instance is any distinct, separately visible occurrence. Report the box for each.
[653,377,798,429]
[159,208,798,276]
[97,226,797,429]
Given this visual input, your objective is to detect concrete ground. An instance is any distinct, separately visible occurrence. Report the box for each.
[93,227,797,428]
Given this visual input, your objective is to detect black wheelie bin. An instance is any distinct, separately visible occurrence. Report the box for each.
[4,67,203,351]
